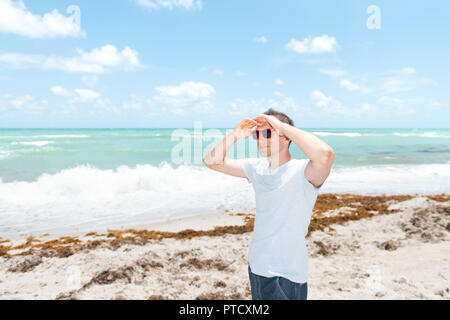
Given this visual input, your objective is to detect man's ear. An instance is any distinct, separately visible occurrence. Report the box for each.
[286,137,292,145]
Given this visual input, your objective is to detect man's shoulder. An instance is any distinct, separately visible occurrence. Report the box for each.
[293,158,308,167]
[295,158,311,174]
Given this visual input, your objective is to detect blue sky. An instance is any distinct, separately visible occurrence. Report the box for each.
[0,0,449,128]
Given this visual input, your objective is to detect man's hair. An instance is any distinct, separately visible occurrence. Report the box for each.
[263,108,294,147]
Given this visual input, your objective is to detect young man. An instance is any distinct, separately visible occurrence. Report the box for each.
[202,108,334,300]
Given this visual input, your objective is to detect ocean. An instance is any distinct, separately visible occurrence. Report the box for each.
[1,128,449,237]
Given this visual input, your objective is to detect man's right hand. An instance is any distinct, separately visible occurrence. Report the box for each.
[232,118,258,140]
[203,117,256,179]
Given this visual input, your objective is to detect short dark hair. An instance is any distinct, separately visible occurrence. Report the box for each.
[263,108,294,147]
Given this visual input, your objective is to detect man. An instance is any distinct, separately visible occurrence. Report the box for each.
[202,108,334,300]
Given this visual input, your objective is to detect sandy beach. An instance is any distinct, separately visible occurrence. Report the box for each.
[0,193,449,300]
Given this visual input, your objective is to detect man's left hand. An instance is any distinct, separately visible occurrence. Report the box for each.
[253,114,287,136]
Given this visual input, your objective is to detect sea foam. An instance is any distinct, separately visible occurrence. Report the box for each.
[0,162,449,237]
[11,141,54,147]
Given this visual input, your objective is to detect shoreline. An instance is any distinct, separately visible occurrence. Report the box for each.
[1,192,449,257]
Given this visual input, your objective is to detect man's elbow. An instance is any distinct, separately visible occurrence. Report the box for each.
[321,147,335,165]
[203,156,216,168]
[203,156,211,167]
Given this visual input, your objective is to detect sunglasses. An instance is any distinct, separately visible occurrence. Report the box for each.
[252,129,272,140]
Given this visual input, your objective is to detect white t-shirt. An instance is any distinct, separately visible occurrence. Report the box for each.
[239,157,323,284]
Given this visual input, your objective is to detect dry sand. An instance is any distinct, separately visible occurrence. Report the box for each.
[0,193,449,300]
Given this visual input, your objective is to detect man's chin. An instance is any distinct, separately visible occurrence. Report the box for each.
[258,150,270,157]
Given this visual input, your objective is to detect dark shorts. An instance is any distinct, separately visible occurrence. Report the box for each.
[248,265,308,300]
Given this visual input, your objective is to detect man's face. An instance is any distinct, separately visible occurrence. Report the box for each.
[255,125,286,157]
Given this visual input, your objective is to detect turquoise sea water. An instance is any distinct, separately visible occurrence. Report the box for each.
[0,128,449,237]
[1,128,449,182]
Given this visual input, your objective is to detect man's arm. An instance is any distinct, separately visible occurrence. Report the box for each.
[281,123,334,188]
[202,118,257,178]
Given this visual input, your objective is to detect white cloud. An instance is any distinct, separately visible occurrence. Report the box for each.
[199,66,226,77]
[311,90,334,108]
[379,96,405,105]
[400,67,416,75]
[379,96,442,116]
[73,89,101,103]
[0,53,42,67]
[1,93,47,114]
[122,95,145,111]
[151,81,215,114]
[377,96,415,115]
[253,36,268,44]
[275,79,284,86]
[285,35,338,54]
[0,45,141,73]
[235,71,245,77]
[340,79,361,91]
[45,45,141,73]
[117,82,218,116]
[267,95,301,113]
[213,69,224,76]
[81,75,99,87]
[229,92,302,116]
[360,103,381,114]
[42,55,104,73]
[311,90,383,117]
[0,0,84,38]
[375,67,430,95]
[134,0,202,10]
[230,98,261,116]
[50,86,101,103]
[318,69,347,78]
[49,86,120,114]
[154,81,215,101]
[77,46,139,69]
[50,86,71,97]
[379,74,413,94]
[273,91,283,97]
[317,66,426,96]
[8,94,34,109]
[426,99,447,110]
